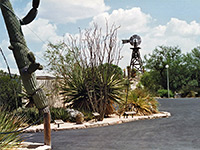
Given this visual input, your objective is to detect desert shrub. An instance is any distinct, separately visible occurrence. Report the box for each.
[61,64,125,120]
[16,107,72,124]
[81,111,93,121]
[186,91,198,97]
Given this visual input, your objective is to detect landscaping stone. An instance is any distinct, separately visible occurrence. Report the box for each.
[76,113,84,124]
[66,108,84,118]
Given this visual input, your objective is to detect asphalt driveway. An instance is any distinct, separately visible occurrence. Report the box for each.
[24,98,200,150]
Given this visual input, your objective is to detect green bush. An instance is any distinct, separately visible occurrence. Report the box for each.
[120,88,159,116]
[50,107,70,122]
[15,107,42,125]
[186,91,198,97]
[157,89,173,98]
[16,107,72,124]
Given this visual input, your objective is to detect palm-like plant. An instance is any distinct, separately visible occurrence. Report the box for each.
[60,64,92,111]
[104,74,126,115]
[0,108,26,149]
[60,63,125,118]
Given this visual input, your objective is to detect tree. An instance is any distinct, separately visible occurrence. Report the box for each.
[99,63,123,79]
[0,70,22,110]
[142,45,200,96]
[142,46,185,94]
[44,41,78,78]
[45,23,124,120]
[140,71,162,95]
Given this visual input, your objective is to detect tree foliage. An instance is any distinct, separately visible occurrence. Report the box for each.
[141,46,200,96]
[0,70,22,110]
[180,47,200,96]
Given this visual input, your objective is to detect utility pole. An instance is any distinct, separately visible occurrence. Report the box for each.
[0,0,51,146]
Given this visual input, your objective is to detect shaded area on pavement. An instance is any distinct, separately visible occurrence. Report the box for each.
[24,98,200,150]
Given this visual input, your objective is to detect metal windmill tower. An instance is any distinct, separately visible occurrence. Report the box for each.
[122,34,143,111]
[122,35,143,77]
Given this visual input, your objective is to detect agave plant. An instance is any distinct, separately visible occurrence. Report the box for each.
[129,95,152,115]
[120,88,159,116]
[0,108,26,149]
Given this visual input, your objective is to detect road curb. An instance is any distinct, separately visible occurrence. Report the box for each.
[17,142,51,150]
[23,111,171,133]
[19,112,171,149]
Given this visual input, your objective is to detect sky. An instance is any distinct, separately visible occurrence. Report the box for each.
[0,0,200,75]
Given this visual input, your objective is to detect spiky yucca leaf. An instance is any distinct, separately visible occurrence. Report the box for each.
[0,108,26,149]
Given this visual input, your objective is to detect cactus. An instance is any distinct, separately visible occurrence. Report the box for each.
[0,0,48,110]
[0,0,51,145]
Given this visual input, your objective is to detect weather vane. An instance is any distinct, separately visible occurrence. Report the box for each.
[122,34,143,77]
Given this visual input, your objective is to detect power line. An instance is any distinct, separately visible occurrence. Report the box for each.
[25,24,48,45]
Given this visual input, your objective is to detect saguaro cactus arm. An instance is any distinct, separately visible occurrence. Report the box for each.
[20,0,40,25]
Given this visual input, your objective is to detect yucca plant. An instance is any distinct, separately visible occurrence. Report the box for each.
[60,64,91,111]
[104,74,126,115]
[60,63,125,119]
[0,108,26,149]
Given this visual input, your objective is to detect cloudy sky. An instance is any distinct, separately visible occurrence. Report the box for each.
[0,0,200,75]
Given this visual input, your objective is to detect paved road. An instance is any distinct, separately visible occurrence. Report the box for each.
[24,98,200,150]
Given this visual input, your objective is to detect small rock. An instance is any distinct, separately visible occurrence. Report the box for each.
[66,108,84,120]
